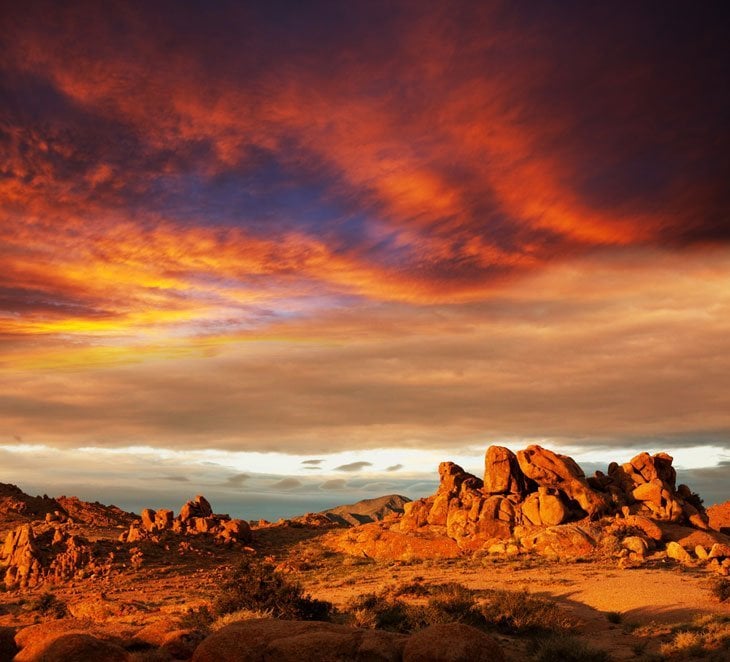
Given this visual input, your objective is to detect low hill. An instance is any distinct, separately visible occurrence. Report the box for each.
[320,494,411,527]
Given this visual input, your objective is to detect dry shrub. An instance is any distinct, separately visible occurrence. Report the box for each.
[660,615,730,659]
[710,577,730,603]
[479,589,575,634]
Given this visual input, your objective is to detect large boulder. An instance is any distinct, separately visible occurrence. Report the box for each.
[707,501,730,534]
[15,633,128,662]
[403,623,505,662]
[483,446,525,496]
[192,619,406,662]
[179,495,213,522]
[517,445,608,518]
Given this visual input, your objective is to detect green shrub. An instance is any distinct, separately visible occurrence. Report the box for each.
[212,555,332,621]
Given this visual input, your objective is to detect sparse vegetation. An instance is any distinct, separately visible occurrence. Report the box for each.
[659,615,730,659]
[212,555,332,621]
[479,589,575,634]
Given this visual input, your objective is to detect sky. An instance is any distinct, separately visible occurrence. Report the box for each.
[1,1,729,517]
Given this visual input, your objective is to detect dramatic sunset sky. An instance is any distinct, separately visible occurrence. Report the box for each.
[1,1,728,516]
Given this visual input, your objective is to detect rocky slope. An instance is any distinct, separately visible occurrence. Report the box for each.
[321,494,410,526]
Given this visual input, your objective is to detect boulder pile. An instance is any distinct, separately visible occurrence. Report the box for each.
[119,495,252,545]
[398,445,708,548]
[0,523,112,588]
[329,443,730,570]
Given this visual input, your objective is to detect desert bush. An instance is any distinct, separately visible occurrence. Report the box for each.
[348,583,485,633]
[606,611,622,624]
[660,615,730,659]
[710,577,730,603]
[346,592,422,633]
[530,634,611,662]
[212,555,332,621]
[27,592,67,618]
[479,589,574,634]
[424,583,483,627]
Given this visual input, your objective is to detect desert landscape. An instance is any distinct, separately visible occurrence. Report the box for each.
[0,444,728,661]
[3,2,729,661]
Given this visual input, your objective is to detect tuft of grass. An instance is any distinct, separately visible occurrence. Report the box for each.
[710,577,730,603]
[26,592,67,618]
[530,634,612,662]
[211,608,275,630]
[479,589,575,635]
[606,611,622,624]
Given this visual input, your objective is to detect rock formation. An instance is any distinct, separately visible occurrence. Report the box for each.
[119,494,251,545]
[337,443,730,570]
[0,524,112,589]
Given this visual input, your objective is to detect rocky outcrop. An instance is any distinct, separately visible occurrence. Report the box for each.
[707,500,730,534]
[390,444,716,560]
[0,523,112,588]
[119,495,251,545]
[605,452,708,527]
